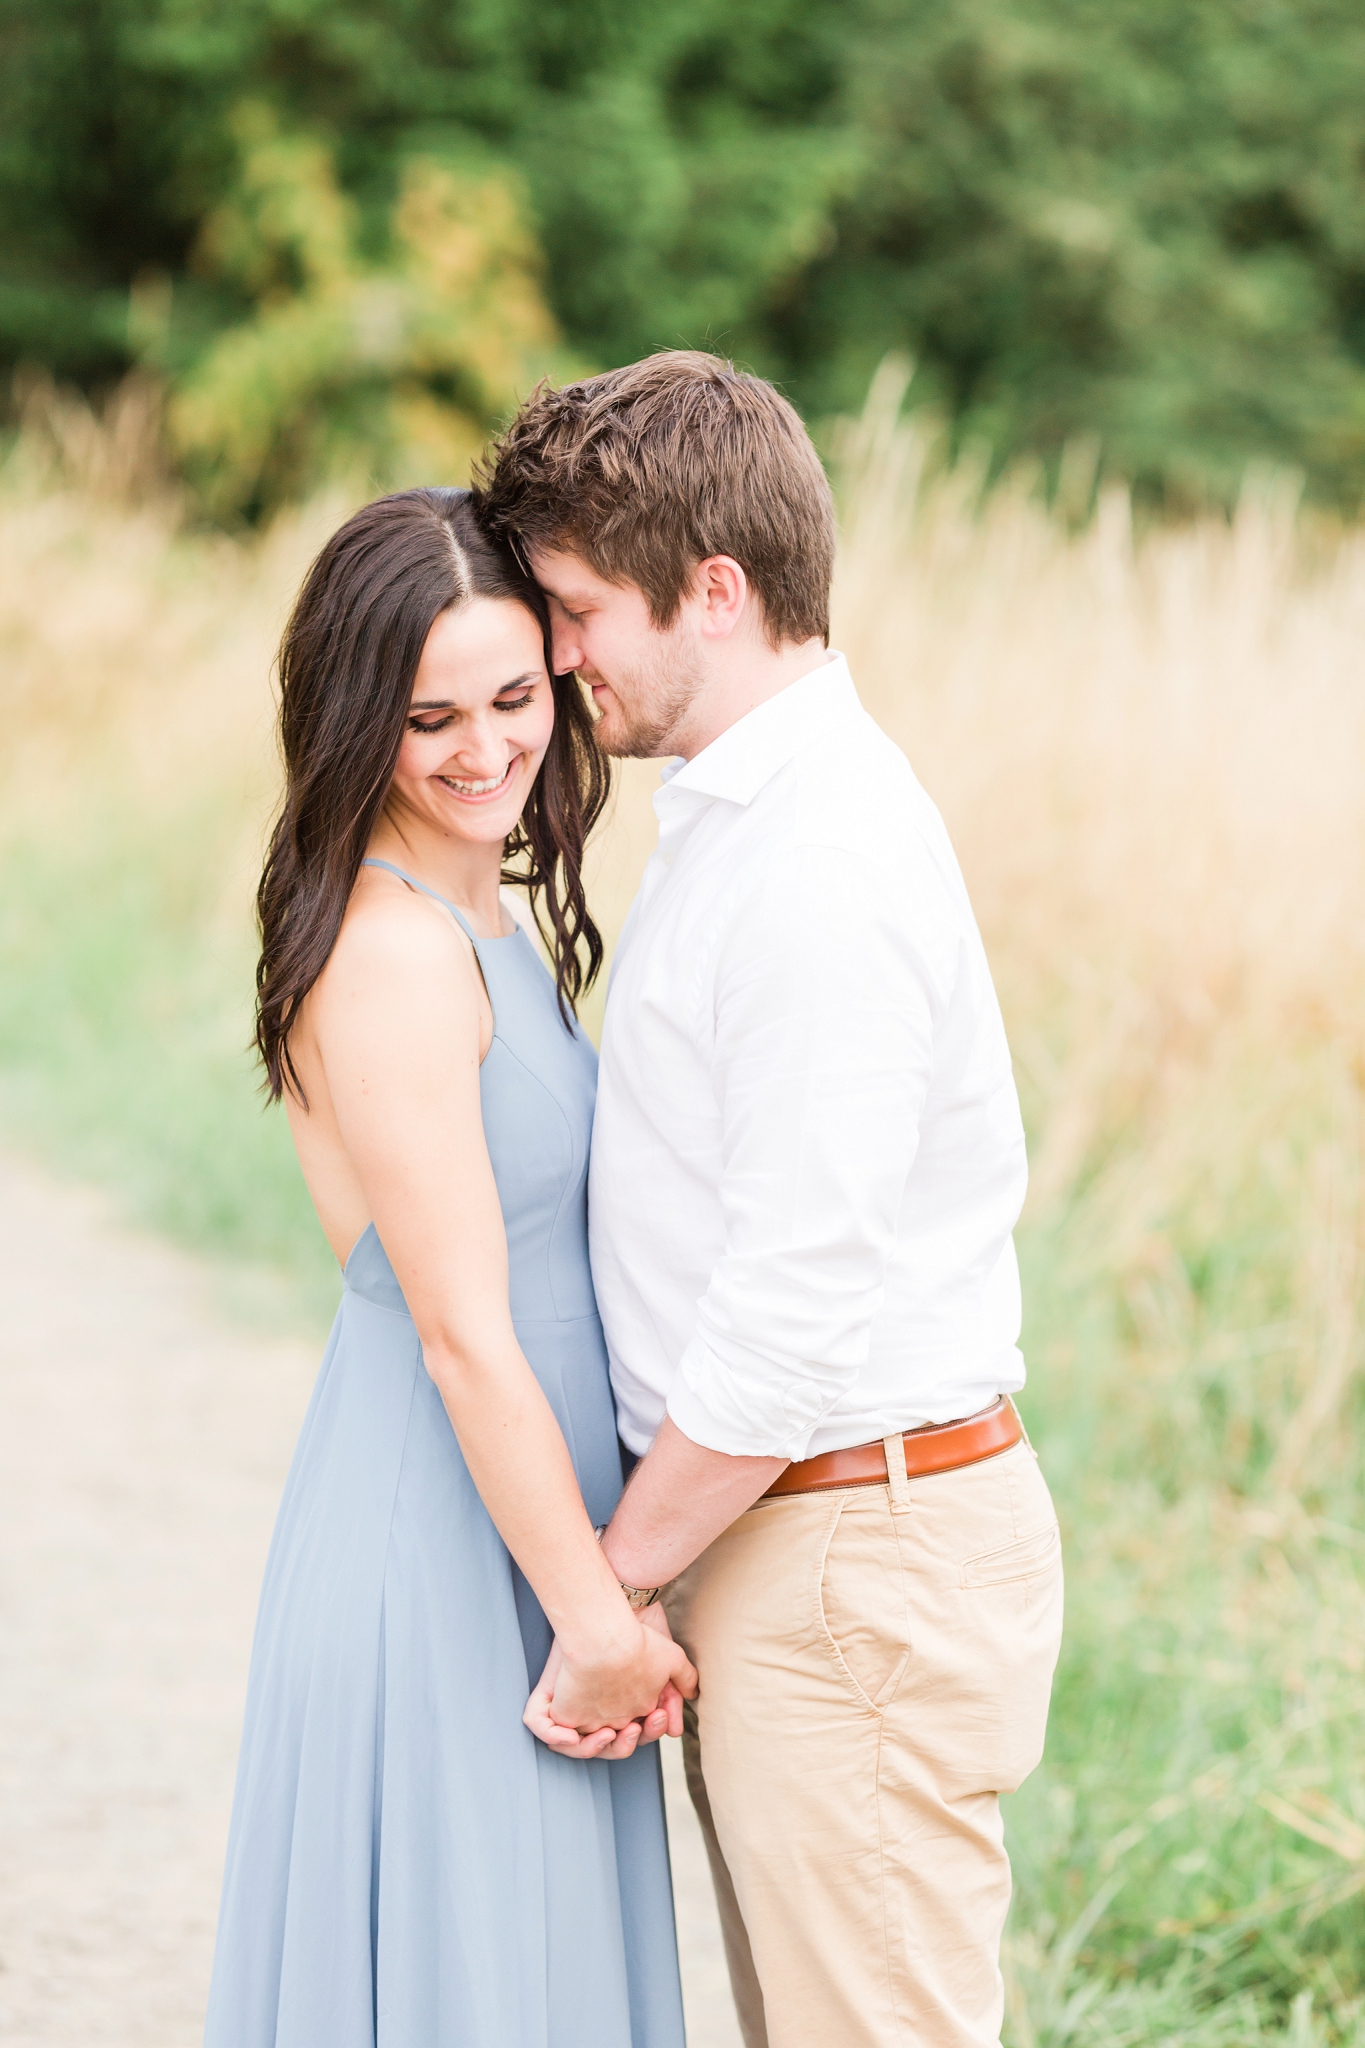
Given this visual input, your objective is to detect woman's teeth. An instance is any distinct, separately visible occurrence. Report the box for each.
[440,764,513,796]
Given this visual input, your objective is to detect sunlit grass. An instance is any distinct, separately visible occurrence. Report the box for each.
[0,424,345,1318]
[2,374,1363,2042]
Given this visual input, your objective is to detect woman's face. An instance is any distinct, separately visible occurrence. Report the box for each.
[386,597,555,849]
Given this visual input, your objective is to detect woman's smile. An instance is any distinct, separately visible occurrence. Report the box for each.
[437,758,520,802]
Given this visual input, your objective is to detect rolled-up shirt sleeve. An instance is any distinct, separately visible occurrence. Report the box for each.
[665,838,958,1460]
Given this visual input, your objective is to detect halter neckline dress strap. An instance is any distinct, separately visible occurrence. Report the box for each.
[362,856,508,943]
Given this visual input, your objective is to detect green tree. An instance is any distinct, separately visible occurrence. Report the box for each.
[168,107,562,515]
[3,0,1365,507]
[782,0,1365,504]
[0,0,850,378]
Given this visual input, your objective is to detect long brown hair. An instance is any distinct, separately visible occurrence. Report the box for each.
[255,487,609,1102]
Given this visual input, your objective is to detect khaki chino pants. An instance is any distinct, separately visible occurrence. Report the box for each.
[664,1438,1063,2048]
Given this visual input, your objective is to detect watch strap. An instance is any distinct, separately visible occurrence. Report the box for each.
[594,1526,660,1612]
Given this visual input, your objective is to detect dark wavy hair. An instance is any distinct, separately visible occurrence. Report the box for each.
[255,487,609,1102]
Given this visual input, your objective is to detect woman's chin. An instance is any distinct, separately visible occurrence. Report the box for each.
[436,793,526,844]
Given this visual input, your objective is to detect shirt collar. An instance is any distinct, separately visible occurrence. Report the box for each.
[657,653,860,812]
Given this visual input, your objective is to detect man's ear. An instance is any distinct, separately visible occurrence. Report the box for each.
[693,555,749,640]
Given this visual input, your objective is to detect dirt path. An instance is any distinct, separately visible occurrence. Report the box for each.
[0,1155,740,2048]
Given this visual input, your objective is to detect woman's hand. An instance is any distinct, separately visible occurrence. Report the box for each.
[524,1615,696,1759]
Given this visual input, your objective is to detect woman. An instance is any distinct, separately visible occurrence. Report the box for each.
[203,488,693,2048]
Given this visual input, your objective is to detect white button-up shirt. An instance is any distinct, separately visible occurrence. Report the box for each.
[589,656,1028,1461]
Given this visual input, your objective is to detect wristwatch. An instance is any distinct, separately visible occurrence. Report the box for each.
[618,1579,661,1612]
[595,1527,661,1611]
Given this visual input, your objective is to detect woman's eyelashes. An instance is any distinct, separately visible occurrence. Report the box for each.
[407,690,534,735]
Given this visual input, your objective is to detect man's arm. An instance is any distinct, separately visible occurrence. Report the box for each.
[600,1417,786,1592]
[524,1419,780,1751]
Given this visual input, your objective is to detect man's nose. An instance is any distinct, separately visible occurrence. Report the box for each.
[550,615,584,674]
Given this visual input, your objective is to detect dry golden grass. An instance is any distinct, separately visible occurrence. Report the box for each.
[834,371,1365,1501]
[3,372,1364,2041]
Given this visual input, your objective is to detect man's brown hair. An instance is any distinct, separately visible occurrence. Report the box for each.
[473,351,835,647]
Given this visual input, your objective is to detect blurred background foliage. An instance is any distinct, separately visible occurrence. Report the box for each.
[4,0,1365,512]
[168,108,561,515]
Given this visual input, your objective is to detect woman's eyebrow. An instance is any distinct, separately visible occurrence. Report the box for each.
[409,672,538,711]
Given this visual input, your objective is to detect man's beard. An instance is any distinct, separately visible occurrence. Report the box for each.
[590,638,704,759]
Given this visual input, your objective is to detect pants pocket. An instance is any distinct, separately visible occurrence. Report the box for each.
[817,1495,912,1713]
[943,1531,1064,1792]
[961,1520,1061,1587]
[892,1460,1065,1798]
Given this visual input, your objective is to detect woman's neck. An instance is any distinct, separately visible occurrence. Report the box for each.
[366,819,511,938]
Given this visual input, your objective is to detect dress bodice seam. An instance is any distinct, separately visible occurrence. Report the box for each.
[341,1287,412,1319]
[341,1290,605,1333]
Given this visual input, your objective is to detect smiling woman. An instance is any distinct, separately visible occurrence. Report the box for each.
[281,592,563,1264]
[394,601,552,822]
[203,486,694,2048]
[255,488,606,1102]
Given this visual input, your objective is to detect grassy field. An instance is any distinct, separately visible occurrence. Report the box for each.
[3,375,1364,2044]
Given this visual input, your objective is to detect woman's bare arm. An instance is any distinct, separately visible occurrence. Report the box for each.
[305,892,695,1742]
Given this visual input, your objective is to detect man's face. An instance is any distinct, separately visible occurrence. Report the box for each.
[527,547,703,759]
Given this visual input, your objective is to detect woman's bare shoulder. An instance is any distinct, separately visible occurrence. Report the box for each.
[312,869,480,1017]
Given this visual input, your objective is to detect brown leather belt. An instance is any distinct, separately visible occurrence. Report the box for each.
[763,1397,1022,1498]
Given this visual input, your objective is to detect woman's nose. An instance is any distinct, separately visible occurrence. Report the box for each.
[447,720,511,777]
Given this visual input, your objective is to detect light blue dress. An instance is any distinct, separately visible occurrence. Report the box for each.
[203,860,685,2048]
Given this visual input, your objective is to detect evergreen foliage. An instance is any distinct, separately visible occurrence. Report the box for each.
[3,0,1363,506]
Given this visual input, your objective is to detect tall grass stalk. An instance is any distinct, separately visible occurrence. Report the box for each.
[2,377,1363,2040]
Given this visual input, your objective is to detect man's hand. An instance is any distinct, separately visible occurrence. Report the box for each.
[636,1602,689,1739]
[524,1641,644,1759]
[523,1611,696,1759]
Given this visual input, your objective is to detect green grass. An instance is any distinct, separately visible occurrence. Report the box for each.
[1000,1067,1365,2046]
[0,820,342,1328]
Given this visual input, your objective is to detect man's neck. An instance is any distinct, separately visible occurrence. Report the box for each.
[670,637,832,761]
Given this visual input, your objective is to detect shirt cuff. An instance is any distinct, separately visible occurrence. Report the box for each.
[665,1369,825,1463]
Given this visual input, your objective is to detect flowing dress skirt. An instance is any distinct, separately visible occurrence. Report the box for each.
[203,1226,684,2048]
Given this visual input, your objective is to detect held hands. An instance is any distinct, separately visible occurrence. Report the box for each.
[524,1604,696,1762]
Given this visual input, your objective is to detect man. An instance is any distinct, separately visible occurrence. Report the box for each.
[478,352,1064,2048]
